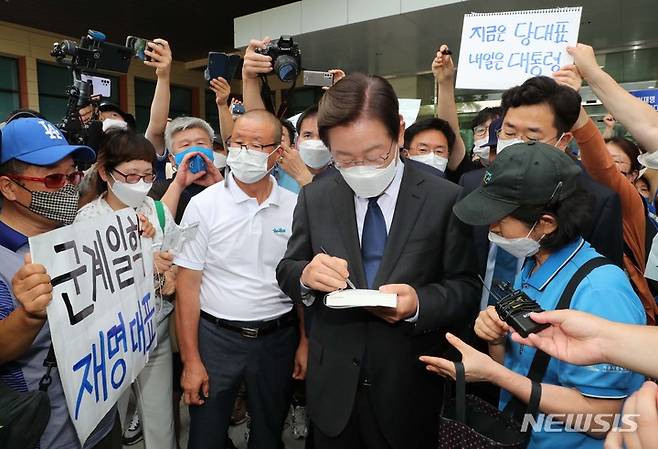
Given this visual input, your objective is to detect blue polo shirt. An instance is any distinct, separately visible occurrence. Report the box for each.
[0,220,115,448]
[499,237,646,449]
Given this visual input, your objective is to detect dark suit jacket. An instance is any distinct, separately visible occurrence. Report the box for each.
[459,165,624,276]
[276,161,479,449]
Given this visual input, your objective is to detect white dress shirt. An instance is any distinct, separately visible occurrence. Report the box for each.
[175,174,298,321]
[480,243,524,310]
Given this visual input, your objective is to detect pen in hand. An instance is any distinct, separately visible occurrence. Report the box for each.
[320,246,357,290]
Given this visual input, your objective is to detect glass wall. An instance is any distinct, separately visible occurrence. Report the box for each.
[0,56,20,120]
[135,79,192,133]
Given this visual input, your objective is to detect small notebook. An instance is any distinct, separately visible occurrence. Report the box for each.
[324,289,397,309]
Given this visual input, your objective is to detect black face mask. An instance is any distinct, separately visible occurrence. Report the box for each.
[15,182,80,225]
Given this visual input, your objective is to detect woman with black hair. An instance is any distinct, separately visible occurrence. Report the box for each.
[421,143,646,449]
[75,128,178,449]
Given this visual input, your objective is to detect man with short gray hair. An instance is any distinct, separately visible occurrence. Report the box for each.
[149,116,223,223]
[175,109,299,449]
[163,116,215,155]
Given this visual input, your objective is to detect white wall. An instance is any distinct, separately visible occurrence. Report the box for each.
[234,0,461,48]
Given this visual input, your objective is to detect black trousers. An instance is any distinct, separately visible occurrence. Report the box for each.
[313,387,393,449]
[188,318,297,449]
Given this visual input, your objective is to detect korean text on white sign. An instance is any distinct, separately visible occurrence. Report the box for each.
[30,209,156,445]
[456,7,583,90]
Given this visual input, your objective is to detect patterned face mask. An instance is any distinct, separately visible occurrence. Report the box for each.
[23,183,80,225]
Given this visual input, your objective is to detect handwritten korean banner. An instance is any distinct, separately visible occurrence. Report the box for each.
[30,209,156,445]
[456,7,583,90]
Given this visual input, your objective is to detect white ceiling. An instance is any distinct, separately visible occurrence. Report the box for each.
[290,0,658,79]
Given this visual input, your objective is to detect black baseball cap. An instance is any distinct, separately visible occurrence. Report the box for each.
[99,101,136,129]
[453,141,581,226]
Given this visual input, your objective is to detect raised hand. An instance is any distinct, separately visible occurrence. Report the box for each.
[567,43,601,82]
[144,38,172,79]
[243,38,273,79]
[209,77,231,106]
[552,64,583,92]
[322,68,347,90]
[432,44,456,84]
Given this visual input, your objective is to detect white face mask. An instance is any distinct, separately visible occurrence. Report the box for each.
[226,146,277,184]
[472,138,490,162]
[337,153,398,198]
[409,153,448,172]
[496,138,524,154]
[103,118,128,133]
[298,139,332,169]
[109,175,152,208]
[213,152,227,169]
[639,152,658,170]
[488,224,543,259]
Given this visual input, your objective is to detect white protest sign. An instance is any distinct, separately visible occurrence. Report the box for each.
[456,7,582,90]
[30,209,156,445]
[398,99,421,129]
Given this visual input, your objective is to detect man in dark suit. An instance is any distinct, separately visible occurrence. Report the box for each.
[276,73,480,449]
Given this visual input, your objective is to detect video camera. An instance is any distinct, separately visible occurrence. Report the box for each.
[256,35,301,82]
[50,30,132,147]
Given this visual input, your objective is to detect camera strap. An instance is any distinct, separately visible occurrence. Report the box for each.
[504,256,609,422]
[259,74,298,119]
[259,75,277,115]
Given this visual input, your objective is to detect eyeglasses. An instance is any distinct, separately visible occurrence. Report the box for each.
[473,126,489,138]
[225,139,279,153]
[333,140,397,169]
[8,171,84,189]
[408,144,448,156]
[113,169,155,184]
[496,129,560,144]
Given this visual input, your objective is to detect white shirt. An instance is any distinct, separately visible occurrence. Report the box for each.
[480,243,524,311]
[175,174,297,321]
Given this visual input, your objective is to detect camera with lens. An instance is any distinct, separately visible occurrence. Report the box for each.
[493,281,550,338]
[256,35,301,82]
[50,30,132,148]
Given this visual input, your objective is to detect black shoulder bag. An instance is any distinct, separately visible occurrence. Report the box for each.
[0,344,56,449]
[438,257,608,449]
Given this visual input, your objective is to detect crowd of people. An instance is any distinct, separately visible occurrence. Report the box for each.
[1,30,658,449]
